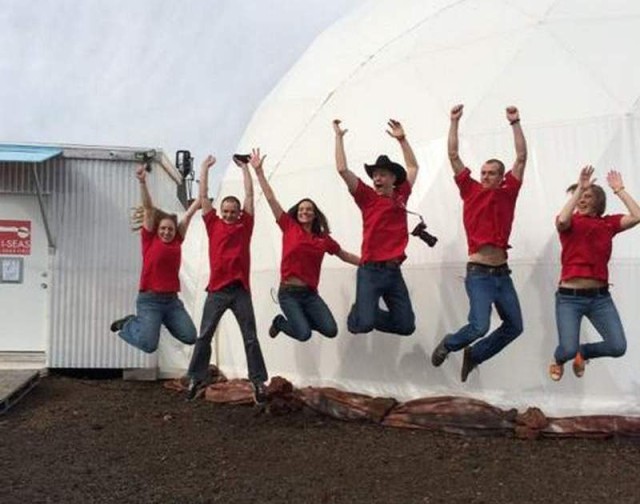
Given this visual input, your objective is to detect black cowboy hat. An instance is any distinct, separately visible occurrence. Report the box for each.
[364,155,406,185]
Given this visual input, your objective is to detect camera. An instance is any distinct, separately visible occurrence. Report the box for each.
[134,149,157,172]
[233,153,251,164]
[411,221,438,247]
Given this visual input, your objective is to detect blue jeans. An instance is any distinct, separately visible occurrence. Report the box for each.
[445,269,523,365]
[119,292,197,353]
[554,292,626,364]
[188,282,268,384]
[275,285,338,342]
[347,264,415,335]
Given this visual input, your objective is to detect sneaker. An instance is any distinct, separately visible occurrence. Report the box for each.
[252,381,268,406]
[186,379,204,401]
[269,316,283,339]
[549,363,564,382]
[110,314,135,332]
[460,347,476,383]
[572,352,586,378]
[431,337,450,367]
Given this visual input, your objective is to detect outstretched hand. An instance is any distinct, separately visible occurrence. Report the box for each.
[577,165,596,191]
[450,104,464,121]
[201,155,216,171]
[606,170,624,192]
[333,119,348,138]
[385,119,405,141]
[249,148,266,171]
[506,106,520,123]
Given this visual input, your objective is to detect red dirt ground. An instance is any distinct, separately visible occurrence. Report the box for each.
[2,374,640,504]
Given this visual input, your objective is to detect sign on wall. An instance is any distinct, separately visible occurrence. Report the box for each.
[0,220,31,255]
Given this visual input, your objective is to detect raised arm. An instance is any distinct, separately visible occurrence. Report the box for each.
[198,155,216,216]
[233,156,254,216]
[333,119,358,194]
[556,165,594,232]
[250,148,284,220]
[607,170,640,231]
[177,197,201,238]
[136,165,156,231]
[386,119,418,187]
[336,248,360,266]
[448,104,465,176]
[507,106,527,181]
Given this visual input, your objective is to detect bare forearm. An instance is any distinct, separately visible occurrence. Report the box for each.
[618,189,640,218]
[241,166,254,214]
[335,136,357,191]
[557,190,581,230]
[511,122,527,179]
[448,121,464,174]
[255,169,283,218]
[139,179,154,210]
[399,137,418,185]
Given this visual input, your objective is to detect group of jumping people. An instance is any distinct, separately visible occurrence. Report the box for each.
[110,105,640,404]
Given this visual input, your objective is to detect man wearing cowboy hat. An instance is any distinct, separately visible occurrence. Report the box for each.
[431,104,527,382]
[333,118,419,336]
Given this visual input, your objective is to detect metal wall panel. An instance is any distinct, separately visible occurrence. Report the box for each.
[2,150,184,368]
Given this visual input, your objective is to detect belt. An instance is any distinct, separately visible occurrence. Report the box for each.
[467,262,511,276]
[364,260,401,269]
[557,286,609,297]
[279,283,312,293]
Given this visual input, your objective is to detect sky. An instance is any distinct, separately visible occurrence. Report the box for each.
[0,0,362,192]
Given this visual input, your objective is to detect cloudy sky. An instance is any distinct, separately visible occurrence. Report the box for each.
[0,0,361,190]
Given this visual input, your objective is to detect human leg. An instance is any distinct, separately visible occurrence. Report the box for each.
[118,292,164,353]
[231,287,268,384]
[302,291,338,338]
[470,275,523,365]
[347,265,384,334]
[553,293,585,364]
[163,296,197,345]
[445,271,494,352]
[276,287,313,342]
[581,294,627,360]
[376,269,415,335]
[187,291,230,383]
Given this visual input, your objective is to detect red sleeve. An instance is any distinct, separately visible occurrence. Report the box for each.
[454,167,476,198]
[141,227,154,255]
[242,211,254,234]
[604,214,624,235]
[353,178,374,208]
[503,170,523,194]
[324,235,341,255]
[277,212,294,232]
[396,180,412,198]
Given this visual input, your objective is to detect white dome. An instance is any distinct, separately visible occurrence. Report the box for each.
[194,0,640,415]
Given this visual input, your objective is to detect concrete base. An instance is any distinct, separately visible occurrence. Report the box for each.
[122,367,158,381]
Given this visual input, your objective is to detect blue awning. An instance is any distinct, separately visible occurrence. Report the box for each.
[0,144,62,163]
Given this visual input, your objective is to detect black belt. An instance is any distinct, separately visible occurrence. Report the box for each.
[467,262,511,276]
[558,286,609,297]
[279,284,312,293]
[364,260,401,269]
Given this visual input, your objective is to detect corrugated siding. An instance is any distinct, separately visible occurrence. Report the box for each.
[1,155,183,368]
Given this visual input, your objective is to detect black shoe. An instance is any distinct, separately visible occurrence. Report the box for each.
[269,316,283,338]
[252,381,268,406]
[461,347,477,383]
[186,379,204,401]
[431,337,450,367]
[110,314,135,332]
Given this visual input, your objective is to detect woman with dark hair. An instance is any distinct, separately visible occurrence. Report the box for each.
[250,149,359,341]
[110,165,200,353]
[549,165,640,381]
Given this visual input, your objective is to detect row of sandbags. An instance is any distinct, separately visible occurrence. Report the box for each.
[164,369,640,439]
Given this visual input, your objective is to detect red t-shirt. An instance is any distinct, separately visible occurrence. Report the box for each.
[204,210,253,292]
[559,213,623,283]
[353,178,411,263]
[139,227,183,293]
[455,168,522,255]
[278,212,341,291]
